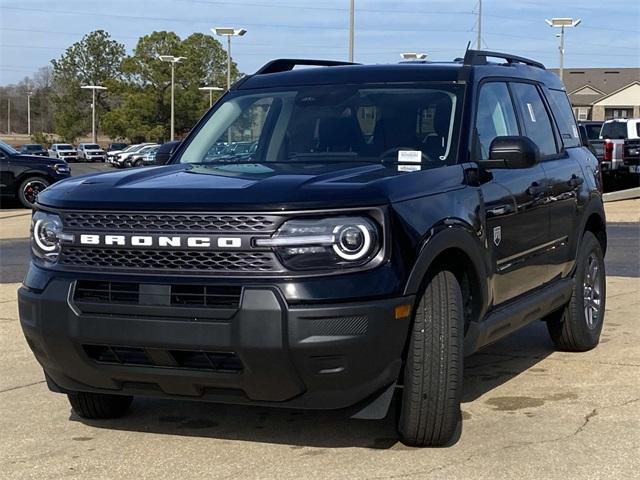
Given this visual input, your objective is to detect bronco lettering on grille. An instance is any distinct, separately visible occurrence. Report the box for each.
[78,234,246,249]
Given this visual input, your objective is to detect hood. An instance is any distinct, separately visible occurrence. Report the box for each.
[37,161,466,211]
[14,153,67,165]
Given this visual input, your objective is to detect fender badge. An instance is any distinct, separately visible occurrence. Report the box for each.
[493,226,502,246]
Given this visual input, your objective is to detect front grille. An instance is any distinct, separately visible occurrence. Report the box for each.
[83,345,243,372]
[74,280,242,311]
[60,248,279,273]
[61,212,281,233]
[75,281,139,304]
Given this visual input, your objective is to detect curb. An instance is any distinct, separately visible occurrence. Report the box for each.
[603,187,640,203]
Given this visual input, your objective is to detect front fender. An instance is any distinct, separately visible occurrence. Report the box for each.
[403,222,490,319]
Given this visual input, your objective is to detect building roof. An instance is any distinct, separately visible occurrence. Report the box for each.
[550,68,640,105]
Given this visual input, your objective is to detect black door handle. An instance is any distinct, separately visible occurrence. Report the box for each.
[568,174,584,188]
[526,182,546,196]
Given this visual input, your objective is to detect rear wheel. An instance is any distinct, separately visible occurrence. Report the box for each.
[17,176,50,208]
[67,392,133,419]
[398,270,463,447]
[134,159,144,167]
[546,231,606,351]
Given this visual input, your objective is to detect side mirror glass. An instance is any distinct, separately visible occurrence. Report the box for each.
[484,136,540,169]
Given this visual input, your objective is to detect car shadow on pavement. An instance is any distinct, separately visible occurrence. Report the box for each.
[69,321,555,450]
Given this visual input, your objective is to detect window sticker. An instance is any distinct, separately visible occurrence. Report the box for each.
[526,103,537,122]
[572,125,579,138]
[397,150,422,172]
[398,150,422,163]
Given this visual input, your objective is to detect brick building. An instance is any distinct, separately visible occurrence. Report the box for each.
[551,68,640,121]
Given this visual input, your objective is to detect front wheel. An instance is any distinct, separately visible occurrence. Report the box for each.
[546,231,606,351]
[67,392,133,419]
[17,176,50,208]
[397,270,464,447]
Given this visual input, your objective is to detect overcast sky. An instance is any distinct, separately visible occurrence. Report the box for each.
[1,0,639,85]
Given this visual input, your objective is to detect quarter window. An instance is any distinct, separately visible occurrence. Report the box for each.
[548,89,581,148]
[475,82,519,160]
[510,83,558,156]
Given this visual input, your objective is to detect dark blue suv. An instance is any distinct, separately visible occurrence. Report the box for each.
[18,50,607,447]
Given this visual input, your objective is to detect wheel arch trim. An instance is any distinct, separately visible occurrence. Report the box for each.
[402,221,490,320]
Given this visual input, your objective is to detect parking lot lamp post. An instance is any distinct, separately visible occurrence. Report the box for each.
[212,28,247,90]
[158,55,186,141]
[545,18,581,82]
[80,85,107,143]
[199,86,224,108]
[27,91,33,136]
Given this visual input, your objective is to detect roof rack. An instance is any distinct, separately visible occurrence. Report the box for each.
[255,59,359,75]
[463,49,545,69]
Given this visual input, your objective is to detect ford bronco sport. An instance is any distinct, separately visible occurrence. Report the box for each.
[19,50,607,447]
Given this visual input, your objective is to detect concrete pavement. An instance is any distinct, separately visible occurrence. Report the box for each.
[0,277,638,479]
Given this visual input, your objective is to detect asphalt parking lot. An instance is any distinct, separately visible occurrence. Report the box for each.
[0,198,638,479]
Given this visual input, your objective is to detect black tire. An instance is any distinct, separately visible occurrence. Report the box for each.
[17,176,50,208]
[67,392,133,419]
[398,270,464,447]
[134,159,143,167]
[546,231,606,351]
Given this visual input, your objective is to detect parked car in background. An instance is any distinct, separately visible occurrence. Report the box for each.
[107,142,128,152]
[114,143,158,168]
[578,121,603,159]
[0,140,70,208]
[126,145,161,167]
[154,140,181,165]
[19,144,49,157]
[579,121,603,142]
[591,118,640,182]
[77,143,107,162]
[125,145,160,167]
[48,144,78,162]
[108,144,142,164]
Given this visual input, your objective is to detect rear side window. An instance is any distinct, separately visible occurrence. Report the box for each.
[475,82,520,160]
[510,83,558,157]
[547,89,581,148]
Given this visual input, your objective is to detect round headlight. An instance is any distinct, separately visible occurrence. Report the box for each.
[31,212,64,261]
[333,224,372,260]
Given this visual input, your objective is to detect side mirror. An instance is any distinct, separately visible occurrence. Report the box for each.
[484,136,540,169]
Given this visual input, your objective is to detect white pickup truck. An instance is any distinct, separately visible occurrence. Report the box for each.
[592,119,640,177]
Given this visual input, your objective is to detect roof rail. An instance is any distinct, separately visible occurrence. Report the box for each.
[255,59,359,75]
[463,49,545,69]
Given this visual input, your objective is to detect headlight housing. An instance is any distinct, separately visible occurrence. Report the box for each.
[50,163,69,174]
[256,216,380,271]
[31,211,72,263]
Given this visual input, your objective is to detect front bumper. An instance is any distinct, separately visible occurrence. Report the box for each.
[19,277,413,409]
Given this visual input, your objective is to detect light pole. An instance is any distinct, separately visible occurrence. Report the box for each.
[545,18,581,82]
[158,55,186,141]
[27,91,33,136]
[401,53,427,61]
[199,86,224,108]
[348,0,355,62]
[81,85,107,143]
[212,28,247,90]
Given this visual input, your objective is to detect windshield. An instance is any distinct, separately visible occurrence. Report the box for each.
[179,84,463,168]
[58,144,73,150]
[600,122,627,140]
[85,144,101,150]
[122,145,140,152]
[24,144,42,150]
[0,140,18,155]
